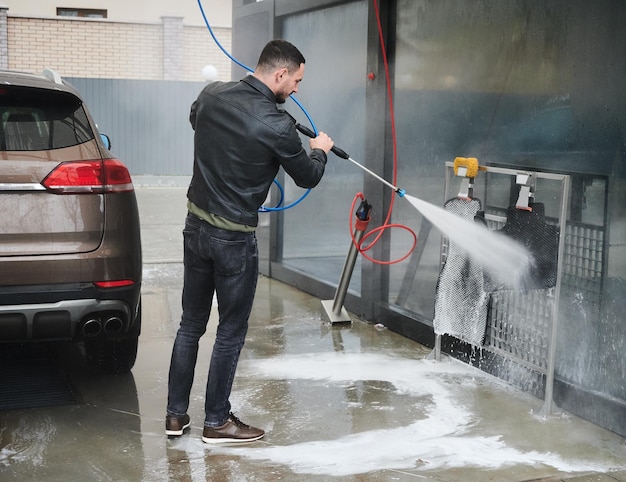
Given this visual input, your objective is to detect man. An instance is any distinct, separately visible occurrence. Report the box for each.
[165,39,334,444]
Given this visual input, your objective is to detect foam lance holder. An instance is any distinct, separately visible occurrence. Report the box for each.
[321,199,372,324]
[515,172,535,211]
[453,157,479,199]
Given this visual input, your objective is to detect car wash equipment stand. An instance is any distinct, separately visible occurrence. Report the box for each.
[321,199,372,324]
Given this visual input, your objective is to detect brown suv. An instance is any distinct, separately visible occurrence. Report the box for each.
[0,69,142,373]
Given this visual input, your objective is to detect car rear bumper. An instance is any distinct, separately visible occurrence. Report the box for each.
[0,283,141,342]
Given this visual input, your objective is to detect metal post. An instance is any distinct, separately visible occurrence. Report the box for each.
[426,333,442,361]
[321,199,372,324]
[540,174,570,417]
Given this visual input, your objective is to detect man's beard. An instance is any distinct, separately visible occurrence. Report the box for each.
[275,89,291,104]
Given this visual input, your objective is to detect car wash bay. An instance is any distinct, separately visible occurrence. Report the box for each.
[61,0,626,440]
[1,183,625,481]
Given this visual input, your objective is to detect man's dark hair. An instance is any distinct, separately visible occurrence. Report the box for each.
[256,39,305,74]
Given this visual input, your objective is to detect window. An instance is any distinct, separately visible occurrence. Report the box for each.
[57,8,107,19]
[0,87,94,151]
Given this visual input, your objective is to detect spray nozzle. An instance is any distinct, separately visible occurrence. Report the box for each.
[396,188,406,197]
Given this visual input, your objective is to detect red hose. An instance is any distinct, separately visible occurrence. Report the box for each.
[350,192,417,265]
[350,0,417,265]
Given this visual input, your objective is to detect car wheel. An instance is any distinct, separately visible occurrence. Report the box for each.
[84,336,139,374]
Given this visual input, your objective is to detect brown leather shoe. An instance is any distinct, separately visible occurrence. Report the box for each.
[165,414,191,436]
[202,413,265,444]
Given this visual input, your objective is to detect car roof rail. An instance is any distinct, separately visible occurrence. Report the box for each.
[41,68,63,85]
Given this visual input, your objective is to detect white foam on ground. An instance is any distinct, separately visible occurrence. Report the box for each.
[0,415,56,467]
[202,352,619,477]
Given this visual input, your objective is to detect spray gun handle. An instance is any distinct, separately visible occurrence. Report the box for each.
[283,110,351,160]
[294,123,350,159]
[295,123,316,139]
[330,145,349,160]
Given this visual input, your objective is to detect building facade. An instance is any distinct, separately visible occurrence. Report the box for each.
[0,1,234,177]
[0,0,232,81]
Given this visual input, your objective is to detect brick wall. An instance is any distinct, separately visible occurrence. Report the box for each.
[6,16,233,82]
[184,25,234,82]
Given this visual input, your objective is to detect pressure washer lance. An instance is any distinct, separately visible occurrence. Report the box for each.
[284,111,406,197]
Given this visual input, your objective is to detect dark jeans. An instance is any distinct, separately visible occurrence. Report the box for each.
[167,213,258,427]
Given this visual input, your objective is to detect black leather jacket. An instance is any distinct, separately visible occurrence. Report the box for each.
[187,76,328,228]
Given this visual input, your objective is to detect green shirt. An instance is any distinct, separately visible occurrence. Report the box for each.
[187,200,255,233]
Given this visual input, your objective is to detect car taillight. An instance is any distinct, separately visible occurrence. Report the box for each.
[94,280,135,288]
[42,159,134,194]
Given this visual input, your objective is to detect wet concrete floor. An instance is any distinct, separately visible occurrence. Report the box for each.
[1,183,626,481]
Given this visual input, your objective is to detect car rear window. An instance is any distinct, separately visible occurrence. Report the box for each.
[0,85,95,151]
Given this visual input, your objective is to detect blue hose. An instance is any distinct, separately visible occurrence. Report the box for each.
[197,0,317,212]
[197,0,251,72]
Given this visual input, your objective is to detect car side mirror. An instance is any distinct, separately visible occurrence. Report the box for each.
[100,133,111,150]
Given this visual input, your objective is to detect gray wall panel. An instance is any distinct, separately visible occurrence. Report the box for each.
[66,78,207,176]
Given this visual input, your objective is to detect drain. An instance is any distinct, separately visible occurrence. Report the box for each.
[0,344,78,410]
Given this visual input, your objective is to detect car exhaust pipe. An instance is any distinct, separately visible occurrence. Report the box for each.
[82,318,102,337]
[103,315,123,335]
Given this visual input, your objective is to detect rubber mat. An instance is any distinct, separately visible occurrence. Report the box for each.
[0,345,78,410]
